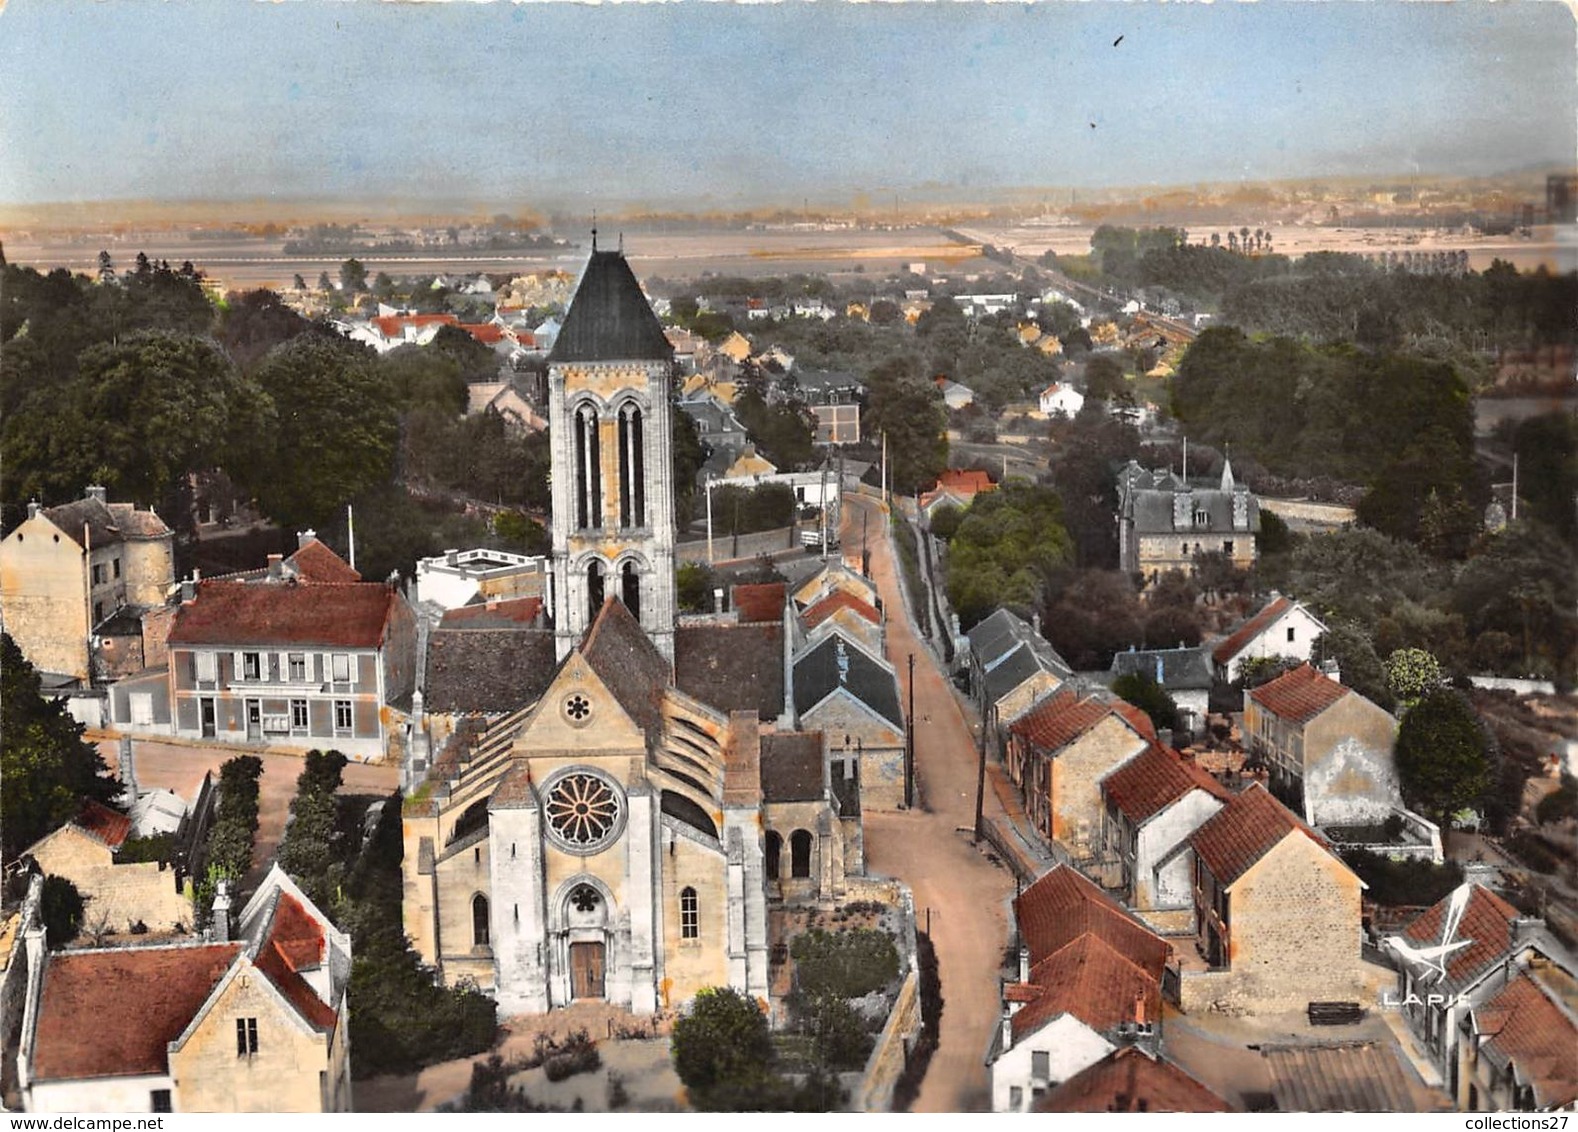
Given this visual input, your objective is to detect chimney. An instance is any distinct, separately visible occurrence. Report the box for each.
[999,1004,1014,1054]
[85,484,107,504]
[297,528,317,550]
[1032,612,1041,637]
[266,554,284,581]
[119,736,138,802]
[211,880,232,942]
[1018,944,1030,983]
[180,578,196,603]
[27,499,40,520]
[713,587,725,614]
[445,548,460,566]
[1232,487,1251,532]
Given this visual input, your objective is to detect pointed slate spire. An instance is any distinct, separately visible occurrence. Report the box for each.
[548,249,673,363]
[1220,454,1235,494]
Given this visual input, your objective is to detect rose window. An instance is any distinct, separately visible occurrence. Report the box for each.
[545,772,623,851]
[563,693,593,726]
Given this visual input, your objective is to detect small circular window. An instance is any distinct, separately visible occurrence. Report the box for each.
[562,692,594,727]
[544,770,625,853]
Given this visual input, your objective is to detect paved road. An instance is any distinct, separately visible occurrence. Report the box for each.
[843,495,1015,1113]
[100,737,400,888]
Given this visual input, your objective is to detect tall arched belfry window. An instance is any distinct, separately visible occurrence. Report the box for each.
[587,560,605,621]
[574,404,602,530]
[616,404,645,529]
[620,560,641,621]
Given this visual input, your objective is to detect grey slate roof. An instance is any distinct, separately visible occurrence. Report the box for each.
[549,250,673,364]
[424,627,557,715]
[793,632,903,728]
[1127,488,1259,536]
[43,498,170,549]
[760,732,825,803]
[1109,646,1215,692]
[674,622,785,720]
[968,609,1072,704]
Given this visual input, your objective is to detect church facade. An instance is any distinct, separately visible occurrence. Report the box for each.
[401,247,855,1016]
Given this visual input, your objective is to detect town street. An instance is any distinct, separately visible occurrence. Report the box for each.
[842,493,1016,1113]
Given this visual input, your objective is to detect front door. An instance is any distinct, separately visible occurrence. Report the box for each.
[200,697,217,738]
[569,941,605,1000]
[245,699,262,741]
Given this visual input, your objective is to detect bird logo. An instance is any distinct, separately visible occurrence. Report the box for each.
[1384,883,1473,986]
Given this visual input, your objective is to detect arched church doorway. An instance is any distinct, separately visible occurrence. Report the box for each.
[565,882,608,1000]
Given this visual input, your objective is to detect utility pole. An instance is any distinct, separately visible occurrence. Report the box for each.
[881,431,889,510]
[974,705,990,844]
[705,476,715,564]
[905,652,916,808]
[346,503,356,572]
[1511,451,1519,522]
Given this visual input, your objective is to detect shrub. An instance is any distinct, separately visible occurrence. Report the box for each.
[790,927,900,999]
[117,833,175,864]
[1341,849,1463,907]
[41,875,85,944]
[542,1030,601,1082]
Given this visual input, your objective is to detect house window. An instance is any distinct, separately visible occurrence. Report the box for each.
[113,558,121,579]
[1223,541,1234,556]
[150,1090,172,1113]
[1286,626,1296,643]
[334,700,353,732]
[195,651,217,683]
[288,653,307,681]
[331,653,352,683]
[290,699,309,731]
[680,886,699,939]
[1193,507,1210,526]
[236,1016,259,1056]
[242,652,262,680]
[91,562,106,585]
[1031,1051,1050,1081]
[1009,1087,1023,1111]
[93,601,104,623]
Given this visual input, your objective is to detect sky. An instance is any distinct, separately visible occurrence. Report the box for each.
[0,0,1574,210]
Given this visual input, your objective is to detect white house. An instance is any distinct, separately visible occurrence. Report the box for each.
[413,548,548,612]
[1211,595,1329,683]
[1039,382,1085,418]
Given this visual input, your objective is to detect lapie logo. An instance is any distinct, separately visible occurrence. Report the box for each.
[1380,884,1474,1009]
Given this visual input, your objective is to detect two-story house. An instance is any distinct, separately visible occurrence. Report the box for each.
[988,865,1171,1112]
[1243,664,1427,850]
[790,631,906,810]
[1456,967,1577,1112]
[164,571,416,760]
[1006,690,1154,860]
[1210,595,1328,684]
[1118,459,1259,586]
[1180,783,1365,1014]
[15,866,351,1113]
[1098,744,1228,913]
[0,488,174,684]
[966,609,1072,754]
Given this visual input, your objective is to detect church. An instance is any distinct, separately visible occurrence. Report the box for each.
[401,246,861,1015]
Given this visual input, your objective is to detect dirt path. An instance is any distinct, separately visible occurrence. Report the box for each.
[843,494,1015,1113]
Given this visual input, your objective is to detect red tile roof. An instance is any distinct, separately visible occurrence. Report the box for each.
[372,313,458,338]
[1011,933,1161,1038]
[168,580,398,648]
[75,799,132,850]
[1248,663,1348,724]
[459,322,506,345]
[31,944,241,1082]
[1211,595,1294,665]
[1189,782,1332,887]
[803,589,880,630]
[732,582,786,624]
[1472,973,1578,1109]
[1102,743,1228,824]
[1036,1047,1234,1113]
[1011,691,1151,753]
[441,596,543,627]
[286,538,361,583]
[1014,864,1171,973]
[253,941,338,1032]
[250,891,337,1032]
[1402,885,1523,994]
[935,468,995,494]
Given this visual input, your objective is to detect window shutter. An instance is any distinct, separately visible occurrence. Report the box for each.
[308,653,318,682]
[278,651,289,680]
[233,651,244,681]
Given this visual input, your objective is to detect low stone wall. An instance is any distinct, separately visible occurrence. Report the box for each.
[851,968,920,1112]
[1259,497,1357,529]
[676,525,803,565]
[1468,675,1557,696]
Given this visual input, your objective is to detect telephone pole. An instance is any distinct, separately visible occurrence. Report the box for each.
[905,652,916,808]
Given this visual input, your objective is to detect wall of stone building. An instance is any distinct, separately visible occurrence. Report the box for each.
[168,963,335,1112]
[1,518,91,680]
[28,826,114,875]
[766,799,835,899]
[68,862,191,935]
[123,535,175,610]
[27,1072,172,1114]
[434,829,495,990]
[990,1014,1114,1112]
[1134,791,1223,911]
[401,810,442,969]
[1223,607,1324,682]
[380,595,419,709]
[1304,695,1399,826]
[1135,532,1256,585]
[805,696,904,811]
[1189,835,1363,1014]
[995,672,1063,733]
[1049,717,1147,858]
[656,829,731,1010]
[851,968,920,1112]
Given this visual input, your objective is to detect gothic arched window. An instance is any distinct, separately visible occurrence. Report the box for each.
[620,560,641,621]
[587,560,605,622]
[790,829,813,879]
[472,893,490,947]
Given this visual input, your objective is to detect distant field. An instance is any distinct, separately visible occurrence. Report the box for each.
[0,227,996,291]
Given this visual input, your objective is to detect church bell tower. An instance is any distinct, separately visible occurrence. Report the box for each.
[546,240,678,663]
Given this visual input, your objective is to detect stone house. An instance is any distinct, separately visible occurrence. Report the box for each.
[965,609,1072,754]
[1456,968,1577,1112]
[1182,784,1365,1014]
[16,866,351,1113]
[1006,690,1154,861]
[1034,1046,1232,1112]
[1118,459,1259,586]
[21,801,190,935]
[792,560,879,612]
[791,632,906,811]
[1097,744,1228,913]
[1210,595,1328,684]
[988,865,1170,1112]
[799,588,884,658]
[1389,884,1574,1101]
[1108,645,1214,738]
[0,488,174,684]
[161,569,417,760]
[1243,663,1403,826]
[413,548,548,612]
[919,468,995,521]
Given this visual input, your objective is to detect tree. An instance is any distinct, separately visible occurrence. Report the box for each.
[863,355,947,495]
[1312,622,1392,710]
[671,987,774,1099]
[946,482,1074,629]
[216,289,310,372]
[250,332,398,529]
[2,634,122,862]
[41,875,85,945]
[1083,354,1127,402]
[340,257,368,294]
[1237,655,1303,689]
[676,562,717,613]
[1040,569,1144,670]
[1384,647,1444,712]
[1112,672,1179,733]
[1395,687,1494,827]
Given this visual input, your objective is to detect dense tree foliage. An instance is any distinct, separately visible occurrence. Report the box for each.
[1112,672,1179,733]
[1312,623,1393,711]
[671,987,775,1102]
[1395,688,1495,826]
[1045,408,1141,568]
[863,355,948,496]
[945,482,1074,629]
[40,876,85,945]
[279,749,350,910]
[1040,569,1145,670]
[1,633,122,861]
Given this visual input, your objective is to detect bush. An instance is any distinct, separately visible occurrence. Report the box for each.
[542,1030,601,1082]
[41,875,84,944]
[117,833,175,864]
[790,928,900,999]
[1341,849,1463,907]
[1537,776,1577,826]
[795,993,874,1070]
